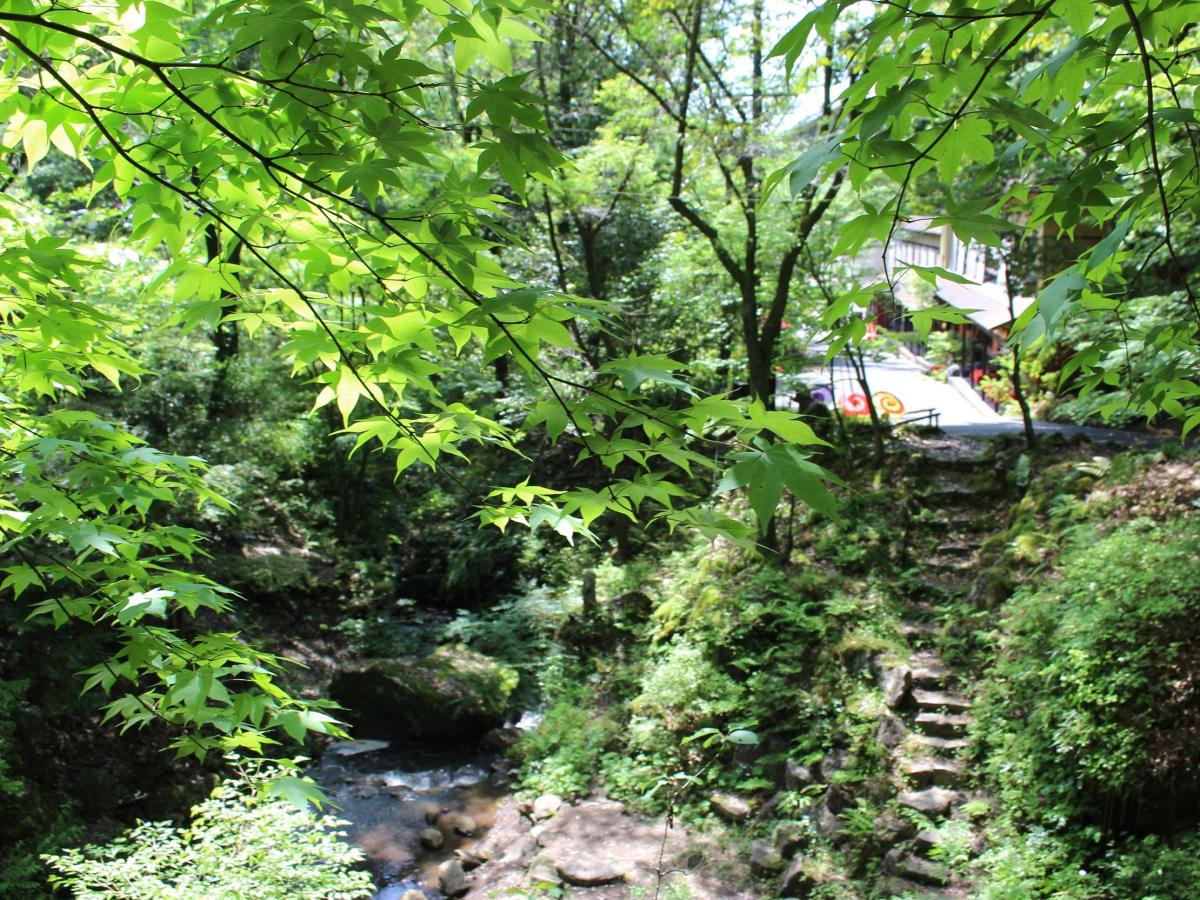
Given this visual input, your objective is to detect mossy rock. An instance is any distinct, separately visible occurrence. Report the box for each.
[975,532,1009,568]
[967,566,1013,609]
[330,645,518,742]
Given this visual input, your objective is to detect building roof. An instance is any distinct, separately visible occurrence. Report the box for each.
[935,277,1034,332]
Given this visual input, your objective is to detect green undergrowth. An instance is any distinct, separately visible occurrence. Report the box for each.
[509,440,1200,898]
[968,442,1200,898]
[511,534,905,812]
[44,762,373,900]
[508,455,944,893]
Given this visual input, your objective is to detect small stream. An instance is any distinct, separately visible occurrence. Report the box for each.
[313,739,508,897]
[313,711,541,899]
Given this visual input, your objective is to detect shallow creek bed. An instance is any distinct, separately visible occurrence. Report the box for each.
[311,739,508,898]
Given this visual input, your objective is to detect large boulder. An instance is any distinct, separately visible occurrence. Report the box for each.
[329,646,518,742]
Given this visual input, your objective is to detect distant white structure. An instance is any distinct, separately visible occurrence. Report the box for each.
[861,218,1033,341]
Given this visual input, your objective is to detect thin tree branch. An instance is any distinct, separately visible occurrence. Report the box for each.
[1120,0,1200,322]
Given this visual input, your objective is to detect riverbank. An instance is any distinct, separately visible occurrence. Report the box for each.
[313,738,756,899]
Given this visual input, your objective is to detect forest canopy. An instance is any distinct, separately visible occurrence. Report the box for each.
[2,0,1198,772]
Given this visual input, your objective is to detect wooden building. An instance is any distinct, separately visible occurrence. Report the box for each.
[859,219,1033,379]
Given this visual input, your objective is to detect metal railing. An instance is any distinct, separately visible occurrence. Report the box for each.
[889,407,941,429]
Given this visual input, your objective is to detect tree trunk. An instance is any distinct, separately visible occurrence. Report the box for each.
[1010,339,1036,449]
[781,491,796,565]
[205,226,241,420]
[581,568,597,622]
[847,346,885,465]
[1003,241,1037,449]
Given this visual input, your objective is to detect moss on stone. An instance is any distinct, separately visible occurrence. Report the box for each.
[330,645,518,743]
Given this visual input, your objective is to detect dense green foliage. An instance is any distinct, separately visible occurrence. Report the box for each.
[44,762,373,900]
[950,450,1200,899]
[506,442,1200,898]
[770,0,1200,432]
[2,0,1199,895]
[978,517,1200,823]
[508,477,909,812]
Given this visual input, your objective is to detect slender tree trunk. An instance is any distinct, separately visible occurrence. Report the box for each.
[581,568,597,622]
[205,226,241,419]
[781,491,796,565]
[745,0,766,407]
[1003,241,1037,449]
[847,346,885,464]
[1010,337,1036,449]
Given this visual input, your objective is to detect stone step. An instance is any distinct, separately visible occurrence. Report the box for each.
[910,650,946,667]
[897,854,951,886]
[935,539,978,555]
[911,668,950,689]
[914,829,942,854]
[926,557,976,574]
[910,734,970,754]
[900,621,940,639]
[898,787,960,818]
[926,512,987,532]
[916,711,972,738]
[909,654,950,688]
[927,485,981,506]
[902,757,967,789]
[906,441,988,469]
[913,689,970,713]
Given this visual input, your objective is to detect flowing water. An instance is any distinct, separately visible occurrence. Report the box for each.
[312,739,509,898]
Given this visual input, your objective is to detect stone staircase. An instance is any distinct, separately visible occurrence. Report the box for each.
[881,649,976,894]
[765,437,1006,898]
[875,440,1000,896]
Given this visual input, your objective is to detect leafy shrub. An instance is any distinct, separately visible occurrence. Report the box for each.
[1041,292,1194,427]
[629,640,745,740]
[975,826,1099,898]
[977,827,1200,900]
[329,606,429,659]
[444,582,566,669]
[45,764,374,900]
[515,683,619,799]
[441,581,572,711]
[976,517,1200,825]
[1097,832,1200,899]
